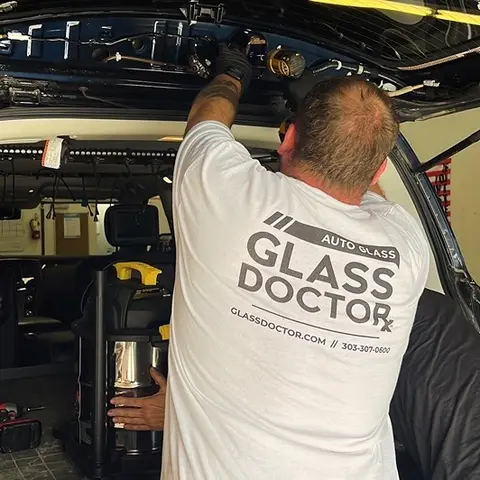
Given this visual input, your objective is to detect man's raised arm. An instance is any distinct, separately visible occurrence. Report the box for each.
[185,44,252,134]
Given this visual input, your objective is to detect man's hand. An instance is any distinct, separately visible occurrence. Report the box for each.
[108,367,167,431]
[185,43,252,133]
[215,43,252,93]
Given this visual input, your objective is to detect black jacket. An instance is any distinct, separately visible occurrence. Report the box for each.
[391,289,480,480]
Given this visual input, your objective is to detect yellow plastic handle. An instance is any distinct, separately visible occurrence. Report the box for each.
[159,324,170,341]
[113,262,162,286]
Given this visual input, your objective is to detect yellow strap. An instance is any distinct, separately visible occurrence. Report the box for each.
[309,0,480,26]
[113,262,162,286]
[159,325,170,340]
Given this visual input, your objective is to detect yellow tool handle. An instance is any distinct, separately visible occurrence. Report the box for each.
[159,324,170,341]
[113,262,162,286]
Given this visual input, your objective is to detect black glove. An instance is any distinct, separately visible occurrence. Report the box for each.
[284,69,323,112]
[215,43,252,93]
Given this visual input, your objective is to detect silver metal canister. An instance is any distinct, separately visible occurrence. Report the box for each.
[113,341,167,455]
[114,341,163,389]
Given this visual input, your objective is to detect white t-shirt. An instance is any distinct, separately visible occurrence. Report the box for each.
[162,121,429,480]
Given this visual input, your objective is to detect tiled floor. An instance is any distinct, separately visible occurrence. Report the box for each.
[0,442,84,480]
[0,372,84,480]
[2,372,421,480]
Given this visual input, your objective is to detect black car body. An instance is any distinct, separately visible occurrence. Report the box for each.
[0,0,478,119]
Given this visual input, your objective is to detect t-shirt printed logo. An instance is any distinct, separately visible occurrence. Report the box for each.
[236,211,401,337]
[264,211,400,267]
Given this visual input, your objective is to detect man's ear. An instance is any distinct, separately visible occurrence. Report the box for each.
[277,123,297,157]
[371,159,387,185]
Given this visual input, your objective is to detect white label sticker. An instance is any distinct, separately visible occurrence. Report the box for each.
[63,213,81,238]
[41,138,63,169]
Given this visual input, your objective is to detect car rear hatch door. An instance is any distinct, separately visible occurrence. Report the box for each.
[240,0,480,120]
[0,0,477,121]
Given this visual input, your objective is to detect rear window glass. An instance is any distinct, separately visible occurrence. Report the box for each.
[248,0,480,65]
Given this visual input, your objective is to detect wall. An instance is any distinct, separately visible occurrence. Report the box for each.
[0,207,42,256]
[401,108,480,283]
[0,198,171,257]
[0,203,99,257]
[42,202,98,256]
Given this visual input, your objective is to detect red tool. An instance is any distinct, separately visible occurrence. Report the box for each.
[0,402,44,453]
[0,403,46,421]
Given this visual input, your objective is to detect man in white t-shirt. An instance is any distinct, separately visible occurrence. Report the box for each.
[162,44,429,480]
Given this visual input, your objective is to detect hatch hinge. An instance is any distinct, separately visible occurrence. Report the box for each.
[415,127,480,173]
[183,0,225,25]
[8,86,41,106]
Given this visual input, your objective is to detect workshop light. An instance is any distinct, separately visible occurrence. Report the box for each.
[28,189,34,193]
[163,177,173,184]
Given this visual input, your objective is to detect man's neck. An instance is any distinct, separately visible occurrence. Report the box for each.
[367,182,386,198]
[283,166,364,206]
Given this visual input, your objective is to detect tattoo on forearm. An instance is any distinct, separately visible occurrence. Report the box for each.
[196,79,240,107]
[186,76,241,131]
